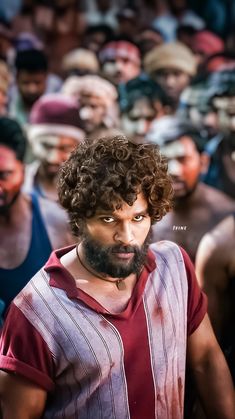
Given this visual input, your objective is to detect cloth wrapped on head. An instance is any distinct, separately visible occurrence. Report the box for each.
[99,40,141,66]
[27,93,85,143]
[61,48,100,75]
[144,41,197,76]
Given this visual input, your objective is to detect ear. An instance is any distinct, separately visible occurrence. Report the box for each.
[200,152,210,175]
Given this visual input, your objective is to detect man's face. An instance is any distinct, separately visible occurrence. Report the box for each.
[102,56,140,85]
[201,108,219,139]
[213,96,235,133]
[121,97,165,144]
[32,135,78,178]
[161,136,202,199]
[153,68,191,103]
[17,70,47,106]
[81,193,151,278]
[0,145,24,214]
[79,93,106,134]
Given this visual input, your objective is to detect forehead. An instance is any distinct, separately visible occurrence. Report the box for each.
[101,42,140,65]
[36,135,77,146]
[127,98,155,116]
[80,93,106,106]
[95,193,148,216]
[17,71,46,82]
[156,68,185,76]
[161,136,196,158]
[213,96,235,112]
[0,145,19,168]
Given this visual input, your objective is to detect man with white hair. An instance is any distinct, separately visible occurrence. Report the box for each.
[62,74,119,138]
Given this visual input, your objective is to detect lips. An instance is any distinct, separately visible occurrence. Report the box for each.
[111,250,135,261]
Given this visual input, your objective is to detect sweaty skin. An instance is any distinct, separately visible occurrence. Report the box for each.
[152,137,235,261]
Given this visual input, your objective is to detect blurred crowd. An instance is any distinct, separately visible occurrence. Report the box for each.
[0,0,235,415]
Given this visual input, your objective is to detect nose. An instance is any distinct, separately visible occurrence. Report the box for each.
[46,148,62,164]
[165,74,176,88]
[167,159,182,176]
[135,119,148,136]
[27,83,39,94]
[203,111,217,127]
[114,222,134,245]
[79,106,93,121]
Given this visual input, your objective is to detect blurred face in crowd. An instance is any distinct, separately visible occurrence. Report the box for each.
[0,146,24,214]
[121,97,167,144]
[161,136,207,199]
[17,71,47,107]
[78,93,107,134]
[213,96,235,133]
[102,56,140,85]
[84,31,109,54]
[201,108,220,139]
[135,29,163,56]
[152,68,191,103]
[32,135,78,179]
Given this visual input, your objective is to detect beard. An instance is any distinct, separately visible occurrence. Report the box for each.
[0,190,20,216]
[82,230,152,279]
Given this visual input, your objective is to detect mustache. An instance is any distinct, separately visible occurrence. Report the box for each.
[110,245,139,254]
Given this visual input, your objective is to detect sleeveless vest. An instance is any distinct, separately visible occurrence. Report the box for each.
[0,193,52,313]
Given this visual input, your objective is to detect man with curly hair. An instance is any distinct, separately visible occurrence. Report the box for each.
[0,135,234,418]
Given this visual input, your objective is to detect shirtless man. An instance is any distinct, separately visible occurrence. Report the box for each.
[0,135,234,418]
[0,116,75,314]
[147,116,235,262]
[196,214,235,383]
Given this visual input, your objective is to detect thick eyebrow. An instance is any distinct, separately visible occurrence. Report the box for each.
[95,208,149,218]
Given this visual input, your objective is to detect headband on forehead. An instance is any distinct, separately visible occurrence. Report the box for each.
[27,123,85,144]
[99,41,141,65]
[62,75,117,105]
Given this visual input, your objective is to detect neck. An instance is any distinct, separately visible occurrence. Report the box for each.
[76,244,128,291]
[0,192,29,224]
[174,185,199,209]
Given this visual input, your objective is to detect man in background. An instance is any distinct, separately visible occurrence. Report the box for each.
[0,116,75,314]
[0,135,234,418]
[147,115,235,261]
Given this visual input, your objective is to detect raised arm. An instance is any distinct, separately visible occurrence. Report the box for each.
[0,371,47,418]
[187,314,235,419]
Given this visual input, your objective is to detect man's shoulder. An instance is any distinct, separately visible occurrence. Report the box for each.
[198,182,235,209]
[37,197,76,248]
[13,267,50,307]
[149,240,184,261]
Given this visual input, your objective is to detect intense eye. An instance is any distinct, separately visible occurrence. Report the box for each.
[133,215,144,222]
[101,217,115,223]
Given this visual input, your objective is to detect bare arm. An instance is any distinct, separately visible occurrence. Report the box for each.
[39,196,76,248]
[187,314,235,419]
[0,371,47,418]
[195,217,234,339]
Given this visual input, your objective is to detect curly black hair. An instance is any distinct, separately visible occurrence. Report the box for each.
[58,135,173,236]
[0,117,27,161]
